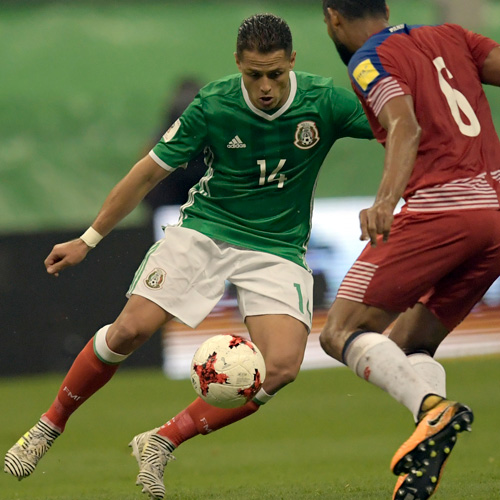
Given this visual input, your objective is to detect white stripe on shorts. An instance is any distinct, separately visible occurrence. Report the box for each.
[336,260,378,302]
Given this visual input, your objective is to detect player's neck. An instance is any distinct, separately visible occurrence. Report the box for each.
[351,18,390,50]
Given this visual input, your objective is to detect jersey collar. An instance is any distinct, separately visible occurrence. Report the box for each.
[241,71,297,121]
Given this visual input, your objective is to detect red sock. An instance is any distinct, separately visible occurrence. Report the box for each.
[43,338,120,432]
[157,397,260,447]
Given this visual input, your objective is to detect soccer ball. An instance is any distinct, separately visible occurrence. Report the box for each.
[190,334,266,409]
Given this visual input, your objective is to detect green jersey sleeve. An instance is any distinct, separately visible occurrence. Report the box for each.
[150,95,208,170]
[331,86,374,140]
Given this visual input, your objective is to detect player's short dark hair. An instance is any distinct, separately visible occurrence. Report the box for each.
[236,14,293,58]
[322,0,387,20]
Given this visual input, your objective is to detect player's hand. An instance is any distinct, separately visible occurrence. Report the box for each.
[44,238,92,276]
[359,201,394,246]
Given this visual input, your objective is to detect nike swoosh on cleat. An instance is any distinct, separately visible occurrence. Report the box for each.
[427,406,450,427]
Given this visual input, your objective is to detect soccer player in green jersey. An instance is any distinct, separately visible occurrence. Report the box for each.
[4,13,372,499]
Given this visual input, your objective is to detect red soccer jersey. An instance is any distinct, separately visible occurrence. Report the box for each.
[348,23,500,211]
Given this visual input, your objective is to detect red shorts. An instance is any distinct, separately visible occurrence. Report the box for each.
[336,209,500,330]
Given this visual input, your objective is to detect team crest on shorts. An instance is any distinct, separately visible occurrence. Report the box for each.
[294,121,320,149]
[144,268,166,290]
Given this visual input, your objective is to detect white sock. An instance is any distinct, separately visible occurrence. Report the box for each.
[344,333,437,420]
[252,388,274,406]
[408,353,446,397]
[94,325,130,364]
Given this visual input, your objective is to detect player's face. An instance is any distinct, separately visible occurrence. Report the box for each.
[236,49,296,110]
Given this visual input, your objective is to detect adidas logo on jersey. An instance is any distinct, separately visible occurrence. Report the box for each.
[227,136,247,149]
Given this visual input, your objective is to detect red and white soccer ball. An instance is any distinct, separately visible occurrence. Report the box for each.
[190,334,266,409]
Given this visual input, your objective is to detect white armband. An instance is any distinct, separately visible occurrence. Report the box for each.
[80,227,103,248]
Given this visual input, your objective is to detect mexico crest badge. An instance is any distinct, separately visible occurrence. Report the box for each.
[294,121,320,149]
[144,268,166,289]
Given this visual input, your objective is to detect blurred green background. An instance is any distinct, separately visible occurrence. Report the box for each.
[2,0,500,233]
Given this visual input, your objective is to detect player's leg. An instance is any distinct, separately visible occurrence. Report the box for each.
[245,313,308,393]
[44,295,173,431]
[392,214,500,499]
[320,211,485,414]
[389,304,450,500]
[320,298,441,419]
[388,208,500,426]
[4,295,172,480]
[131,247,311,500]
[321,299,473,500]
[131,399,263,500]
[390,302,448,394]
[235,251,312,402]
[151,313,307,446]
[320,211,483,499]
[131,314,308,500]
[390,302,449,357]
[150,246,312,446]
[4,227,219,482]
[129,236,244,499]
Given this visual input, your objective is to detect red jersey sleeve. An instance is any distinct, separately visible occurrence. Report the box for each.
[463,28,500,70]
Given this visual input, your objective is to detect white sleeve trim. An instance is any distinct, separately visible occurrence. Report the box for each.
[367,76,406,116]
[149,150,176,172]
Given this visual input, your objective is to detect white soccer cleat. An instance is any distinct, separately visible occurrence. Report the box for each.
[129,427,160,467]
[129,429,175,500]
[4,419,60,480]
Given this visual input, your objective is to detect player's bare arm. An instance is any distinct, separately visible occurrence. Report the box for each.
[45,155,170,276]
[481,46,500,86]
[360,95,421,245]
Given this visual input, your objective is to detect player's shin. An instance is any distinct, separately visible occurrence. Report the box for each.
[130,382,274,497]
[43,325,129,432]
[343,332,439,421]
[156,392,269,447]
[407,352,446,397]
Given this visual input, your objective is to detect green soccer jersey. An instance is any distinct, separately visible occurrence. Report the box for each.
[151,70,372,269]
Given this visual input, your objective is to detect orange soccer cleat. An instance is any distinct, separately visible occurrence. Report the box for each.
[390,400,473,499]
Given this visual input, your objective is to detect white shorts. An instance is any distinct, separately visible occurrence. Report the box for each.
[127,226,313,329]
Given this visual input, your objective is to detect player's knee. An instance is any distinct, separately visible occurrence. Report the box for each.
[107,318,154,351]
[264,359,300,391]
[320,300,375,361]
[319,315,345,361]
[319,329,338,360]
[319,329,331,352]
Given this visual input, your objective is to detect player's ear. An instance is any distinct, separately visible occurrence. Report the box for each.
[234,52,242,71]
[289,51,297,69]
[326,7,342,28]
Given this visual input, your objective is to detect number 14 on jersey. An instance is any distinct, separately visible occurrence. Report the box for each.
[258,159,287,188]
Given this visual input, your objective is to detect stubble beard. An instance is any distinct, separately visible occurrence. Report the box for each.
[334,40,355,66]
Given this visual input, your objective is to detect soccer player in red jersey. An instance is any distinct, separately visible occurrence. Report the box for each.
[321,1,500,498]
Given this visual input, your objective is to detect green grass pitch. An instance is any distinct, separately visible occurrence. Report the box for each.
[1,355,499,499]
